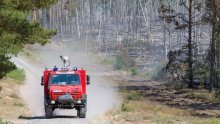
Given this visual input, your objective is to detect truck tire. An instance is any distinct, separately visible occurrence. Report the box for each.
[77,107,86,118]
[45,105,53,119]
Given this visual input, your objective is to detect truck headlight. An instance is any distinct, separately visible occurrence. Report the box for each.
[77,100,82,104]
[51,101,55,104]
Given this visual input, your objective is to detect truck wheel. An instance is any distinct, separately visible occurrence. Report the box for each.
[45,105,53,119]
[77,107,86,118]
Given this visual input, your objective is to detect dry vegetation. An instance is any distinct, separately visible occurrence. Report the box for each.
[0,70,29,119]
[99,73,220,124]
[104,90,220,124]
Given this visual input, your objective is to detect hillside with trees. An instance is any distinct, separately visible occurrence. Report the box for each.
[34,0,220,89]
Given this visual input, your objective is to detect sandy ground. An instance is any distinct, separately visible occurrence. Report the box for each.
[10,42,120,124]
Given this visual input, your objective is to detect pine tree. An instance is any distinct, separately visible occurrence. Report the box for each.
[159,0,204,88]
[0,0,58,78]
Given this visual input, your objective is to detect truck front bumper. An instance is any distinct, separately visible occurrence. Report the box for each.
[49,94,86,109]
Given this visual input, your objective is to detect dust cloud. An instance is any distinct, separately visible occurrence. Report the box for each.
[12,41,120,124]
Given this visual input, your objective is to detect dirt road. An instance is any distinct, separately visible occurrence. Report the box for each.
[11,42,120,124]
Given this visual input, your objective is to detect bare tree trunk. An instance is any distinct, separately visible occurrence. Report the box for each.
[163,20,167,61]
[32,8,37,21]
[188,0,194,88]
[216,0,220,73]
[60,2,63,41]
[210,0,217,90]
[76,8,81,39]
[98,7,102,48]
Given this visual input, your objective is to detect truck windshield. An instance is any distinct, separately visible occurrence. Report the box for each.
[50,74,80,85]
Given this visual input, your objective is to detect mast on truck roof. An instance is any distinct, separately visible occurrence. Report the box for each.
[60,55,71,68]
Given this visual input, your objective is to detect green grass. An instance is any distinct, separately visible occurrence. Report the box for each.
[126,91,142,100]
[121,101,134,112]
[0,119,12,124]
[6,69,25,81]
[121,92,142,112]
[192,118,220,124]
[183,89,215,103]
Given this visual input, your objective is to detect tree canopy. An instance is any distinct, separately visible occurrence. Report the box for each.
[0,0,58,78]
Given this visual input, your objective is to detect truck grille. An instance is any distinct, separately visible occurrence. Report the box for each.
[53,92,79,100]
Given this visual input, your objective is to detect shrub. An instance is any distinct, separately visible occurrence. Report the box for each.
[131,68,138,76]
[151,64,166,81]
[114,55,125,70]
[0,55,16,79]
[114,49,135,70]
[126,92,142,100]
[121,101,133,112]
[6,69,25,81]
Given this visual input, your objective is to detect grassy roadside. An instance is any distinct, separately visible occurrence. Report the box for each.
[0,69,29,120]
[0,119,12,124]
[108,90,219,124]
[92,54,220,124]
[6,69,25,82]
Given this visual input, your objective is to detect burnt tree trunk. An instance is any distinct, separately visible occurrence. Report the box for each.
[210,0,217,90]
[215,1,220,88]
[188,0,194,88]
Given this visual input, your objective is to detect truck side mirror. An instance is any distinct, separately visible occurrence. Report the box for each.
[41,76,44,86]
[86,75,90,85]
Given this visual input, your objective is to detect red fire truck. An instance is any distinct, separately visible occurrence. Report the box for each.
[41,56,90,118]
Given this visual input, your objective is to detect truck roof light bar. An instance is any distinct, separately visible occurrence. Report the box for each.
[53,66,58,71]
[61,68,69,71]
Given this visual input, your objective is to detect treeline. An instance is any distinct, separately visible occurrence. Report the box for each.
[35,0,170,70]
[160,0,220,90]
[36,0,220,90]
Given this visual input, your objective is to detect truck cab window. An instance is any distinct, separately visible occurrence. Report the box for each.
[50,74,80,85]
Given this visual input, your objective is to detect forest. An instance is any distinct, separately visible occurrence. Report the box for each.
[31,0,220,91]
